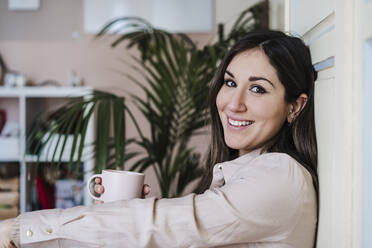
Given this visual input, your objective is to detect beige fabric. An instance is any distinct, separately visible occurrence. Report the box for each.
[17,151,317,248]
[0,218,19,248]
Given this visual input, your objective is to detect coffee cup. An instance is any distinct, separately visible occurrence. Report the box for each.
[87,169,145,202]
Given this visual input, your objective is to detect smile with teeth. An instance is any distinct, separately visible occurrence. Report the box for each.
[228,118,254,127]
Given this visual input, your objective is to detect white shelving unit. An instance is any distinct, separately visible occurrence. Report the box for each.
[0,86,95,213]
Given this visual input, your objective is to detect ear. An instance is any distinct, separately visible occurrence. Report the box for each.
[287,93,308,123]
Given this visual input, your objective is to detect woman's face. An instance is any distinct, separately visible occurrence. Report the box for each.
[216,48,291,156]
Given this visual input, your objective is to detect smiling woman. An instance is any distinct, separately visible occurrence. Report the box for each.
[216,48,294,156]
[0,30,318,248]
[205,31,318,184]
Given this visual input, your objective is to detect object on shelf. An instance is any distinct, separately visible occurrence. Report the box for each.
[0,163,19,178]
[0,121,19,137]
[68,71,83,87]
[55,179,84,208]
[0,137,19,159]
[29,163,84,211]
[0,206,18,219]
[0,177,19,191]
[35,173,55,209]
[0,191,19,205]
[0,118,20,158]
[0,164,19,220]
[0,109,6,133]
[4,72,26,87]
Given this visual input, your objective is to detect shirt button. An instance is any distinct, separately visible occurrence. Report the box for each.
[26,229,33,237]
[218,164,222,170]
[46,227,53,234]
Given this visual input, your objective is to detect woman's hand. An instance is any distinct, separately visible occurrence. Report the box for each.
[0,218,17,248]
[93,177,151,204]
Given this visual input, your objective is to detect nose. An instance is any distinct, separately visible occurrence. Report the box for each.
[228,88,247,112]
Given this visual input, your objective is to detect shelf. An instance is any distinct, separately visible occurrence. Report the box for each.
[0,156,20,162]
[0,89,20,97]
[0,86,93,98]
[0,86,95,212]
[24,154,90,163]
[0,137,20,161]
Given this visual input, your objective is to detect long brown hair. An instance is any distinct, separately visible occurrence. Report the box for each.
[196,30,319,244]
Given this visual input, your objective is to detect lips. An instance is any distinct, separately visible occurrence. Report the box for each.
[227,117,255,127]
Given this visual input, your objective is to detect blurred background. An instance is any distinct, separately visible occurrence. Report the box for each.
[0,1,371,247]
[0,0,283,211]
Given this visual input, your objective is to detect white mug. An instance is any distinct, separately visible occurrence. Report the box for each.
[87,169,145,202]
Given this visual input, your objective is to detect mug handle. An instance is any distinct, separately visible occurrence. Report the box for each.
[86,174,103,201]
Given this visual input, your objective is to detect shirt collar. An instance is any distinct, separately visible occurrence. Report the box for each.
[234,148,264,164]
[210,148,264,188]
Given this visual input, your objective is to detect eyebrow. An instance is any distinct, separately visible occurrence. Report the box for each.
[225,70,275,88]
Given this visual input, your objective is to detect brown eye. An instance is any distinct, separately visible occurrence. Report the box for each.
[224,80,236,87]
[251,85,267,94]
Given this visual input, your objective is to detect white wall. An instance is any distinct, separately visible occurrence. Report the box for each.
[1,0,275,199]
[269,0,285,30]
[287,0,372,247]
[215,0,263,34]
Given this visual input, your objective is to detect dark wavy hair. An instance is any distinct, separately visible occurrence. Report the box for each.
[196,30,319,246]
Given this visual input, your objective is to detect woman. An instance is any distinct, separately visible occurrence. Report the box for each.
[0,30,318,248]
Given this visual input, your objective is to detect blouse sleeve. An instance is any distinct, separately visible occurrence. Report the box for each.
[18,154,307,248]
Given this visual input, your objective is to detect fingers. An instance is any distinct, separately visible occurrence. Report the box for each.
[93,178,104,204]
[143,184,151,195]
[94,177,104,195]
[94,184,104,194]
[94,177,101,184]
[94,178,149,200]
[141,184,151,198]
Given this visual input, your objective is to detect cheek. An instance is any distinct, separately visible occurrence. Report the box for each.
[216,89,225,111]
[253,98,288,123]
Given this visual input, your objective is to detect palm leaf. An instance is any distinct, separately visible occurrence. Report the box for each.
[28,2,268,197]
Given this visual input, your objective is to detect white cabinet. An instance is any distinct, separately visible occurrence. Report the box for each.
[0,86,94,213]
[83,0,213,33]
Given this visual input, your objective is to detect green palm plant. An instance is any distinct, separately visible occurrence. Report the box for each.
[29,1,268,197]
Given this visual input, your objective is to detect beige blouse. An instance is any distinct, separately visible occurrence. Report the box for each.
[15,150,317,247]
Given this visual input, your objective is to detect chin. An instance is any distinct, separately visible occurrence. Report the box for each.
[225,140,251,151]
[225,138,265,154]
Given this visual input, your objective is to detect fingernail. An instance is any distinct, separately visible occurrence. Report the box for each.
[95,185,101,193]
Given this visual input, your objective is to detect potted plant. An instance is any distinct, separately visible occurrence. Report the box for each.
[30,1,268,197]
